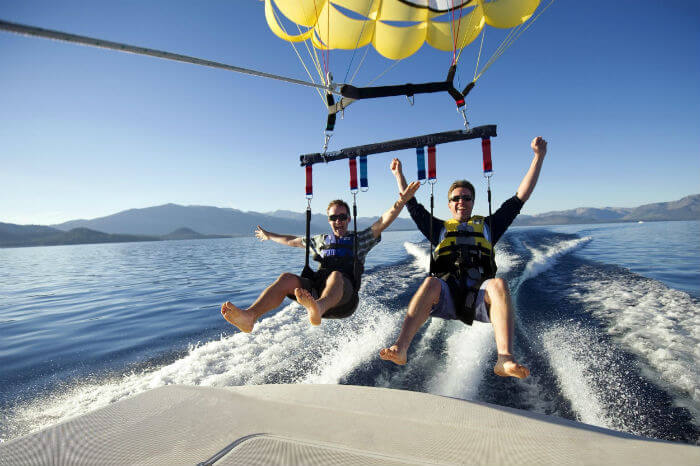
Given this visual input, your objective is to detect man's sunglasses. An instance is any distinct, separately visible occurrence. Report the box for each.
[449,195,473,203]
[328,214,349,221]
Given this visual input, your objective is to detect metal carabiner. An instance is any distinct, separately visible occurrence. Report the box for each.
[322,131,333,155]
[459,106,469,129]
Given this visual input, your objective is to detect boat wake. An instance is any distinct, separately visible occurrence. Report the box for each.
[4,231,699,445]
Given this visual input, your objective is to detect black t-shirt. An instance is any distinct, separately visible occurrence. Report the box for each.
[405,195,523,247]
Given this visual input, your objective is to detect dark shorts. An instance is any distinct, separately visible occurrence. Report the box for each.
[430,278,491,323]
[287,270,357,319]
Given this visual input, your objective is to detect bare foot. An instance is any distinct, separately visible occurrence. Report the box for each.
[294,288,321,326]
[221,301,255,333]
[379,345,407,365]
[494,354,530,379]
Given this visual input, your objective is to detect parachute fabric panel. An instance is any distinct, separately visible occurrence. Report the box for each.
[479,0,540,28]
[427,5,485,52]
[275,0,325,27]
[264,0,314,43]
[314,0,378,50]
[265,0,541,60]
[373,0,427,60]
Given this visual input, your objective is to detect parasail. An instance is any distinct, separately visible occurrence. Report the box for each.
[265,0,540,60]
[263,0,548,131]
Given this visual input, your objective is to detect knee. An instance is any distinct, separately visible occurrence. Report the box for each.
[422,276,442,298]
[327,271,344,282]
[487,278,509,297]
[277,272,299,287]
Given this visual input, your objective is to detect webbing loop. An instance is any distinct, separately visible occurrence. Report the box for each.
[416,147,426,184]
[305,165,313,199]
[359,155,369,192]
[427,145,437,184]
[349,157,359,192]
[304,201,312,269]
[481,137,493,177]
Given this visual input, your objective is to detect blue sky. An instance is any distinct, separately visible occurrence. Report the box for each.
[1,0,698,226]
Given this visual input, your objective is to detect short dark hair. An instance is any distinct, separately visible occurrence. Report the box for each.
[327,199,350,216]
[447,180,475,201]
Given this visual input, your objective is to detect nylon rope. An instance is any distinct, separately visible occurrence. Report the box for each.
[474,0,557,82]
[449,0,457,65]
[475,24,521,81]
[326,0,331,81]
[270,3,327,104]
[0,19,337,95]
[472,27,486,81]
[348,44,371,85]
[455,1,476,65]
[366,58,403,86]
[343,1,374,84]
[311,0,326,78]
[450,0,465,66]
[295,0,327,93]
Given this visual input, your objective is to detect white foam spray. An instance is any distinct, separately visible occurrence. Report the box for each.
[427,322,494,400]
[7,263,414,440]
[569,273,700,423]
[520,237,591,284]
[541,323,616,429]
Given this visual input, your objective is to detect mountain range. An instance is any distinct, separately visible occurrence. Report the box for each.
[51,204,418,236]
[512,194,700,226]
[1,194,698,248]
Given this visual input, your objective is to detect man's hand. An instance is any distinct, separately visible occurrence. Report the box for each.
[531,136,547,158]
[391,158,403,178]
[255,225,270,241]
[399,181,420,204]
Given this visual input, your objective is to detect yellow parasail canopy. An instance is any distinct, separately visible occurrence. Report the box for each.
[265,0,540,61]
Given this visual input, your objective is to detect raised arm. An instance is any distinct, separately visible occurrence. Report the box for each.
[516,136,548,204]
[370,176,421,239]
[255,225,303,248]
[391,158,409,192]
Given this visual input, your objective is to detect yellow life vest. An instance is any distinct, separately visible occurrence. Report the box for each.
[431,216,496,325]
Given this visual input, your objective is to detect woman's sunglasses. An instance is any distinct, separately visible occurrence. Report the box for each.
[328,214,349,221]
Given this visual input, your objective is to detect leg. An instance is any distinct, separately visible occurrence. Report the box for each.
[221,272,302,332]
[380,276,442,365]
[483,278,530,379]
[294,271,347,326]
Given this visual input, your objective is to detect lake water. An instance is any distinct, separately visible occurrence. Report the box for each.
[1,221,698,444]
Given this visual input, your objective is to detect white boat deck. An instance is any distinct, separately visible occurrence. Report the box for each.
[0,384,697,465]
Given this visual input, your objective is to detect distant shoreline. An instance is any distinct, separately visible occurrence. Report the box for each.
[2,219,699,249]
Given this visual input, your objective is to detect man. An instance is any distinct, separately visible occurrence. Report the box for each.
[379,136,548,379]
[221,179,420,332]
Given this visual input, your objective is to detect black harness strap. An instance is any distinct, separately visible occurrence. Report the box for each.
[302,201,314,279]
[335,65,475,114]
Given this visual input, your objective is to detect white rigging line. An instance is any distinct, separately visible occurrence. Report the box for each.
[0,19,341,95]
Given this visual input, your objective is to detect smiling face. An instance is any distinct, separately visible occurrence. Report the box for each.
[327,203,350,237]
[448,186,475,223]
